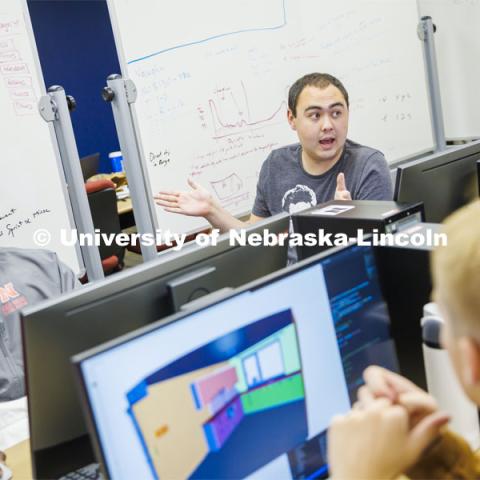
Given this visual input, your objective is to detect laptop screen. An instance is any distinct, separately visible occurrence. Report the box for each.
[76,245,397,479]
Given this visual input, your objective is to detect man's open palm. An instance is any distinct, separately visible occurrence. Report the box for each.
[154,178,213,217]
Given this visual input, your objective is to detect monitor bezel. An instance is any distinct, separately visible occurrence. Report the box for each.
[394,140,480,222]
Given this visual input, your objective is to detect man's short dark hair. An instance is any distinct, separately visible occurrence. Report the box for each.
[288,73,349,116]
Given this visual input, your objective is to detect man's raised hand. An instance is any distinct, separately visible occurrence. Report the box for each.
[334,172,352,201]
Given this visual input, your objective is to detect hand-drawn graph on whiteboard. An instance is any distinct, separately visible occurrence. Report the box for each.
[207,81,286,140]
[0,0,80,272]
[107,0,433,236]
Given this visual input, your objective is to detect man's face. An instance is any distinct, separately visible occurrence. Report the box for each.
[288,84,349,164]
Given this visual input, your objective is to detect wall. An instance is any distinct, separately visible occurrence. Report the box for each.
[27,0,121,172]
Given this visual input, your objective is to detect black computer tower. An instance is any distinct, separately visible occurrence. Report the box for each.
[292,199,425,260]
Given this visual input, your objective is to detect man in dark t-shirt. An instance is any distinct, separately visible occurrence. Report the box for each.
[253,139,392,218]
[154,73,393,230]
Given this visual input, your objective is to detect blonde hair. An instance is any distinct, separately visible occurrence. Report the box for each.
[432,200,480,334]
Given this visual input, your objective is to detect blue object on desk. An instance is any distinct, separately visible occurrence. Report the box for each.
[109,151,123,173]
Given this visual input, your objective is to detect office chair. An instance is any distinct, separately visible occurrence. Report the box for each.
[84,178,125,279]
[80,153,100,181]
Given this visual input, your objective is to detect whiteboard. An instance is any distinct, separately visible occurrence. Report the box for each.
[418,0,480,140]
[107,0,434,235]
[0,0,81,272]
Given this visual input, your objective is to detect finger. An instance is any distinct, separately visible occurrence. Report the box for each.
[340,190,352,201]
[187,177,198,190]
[363,397,392,413]
[357,385,376,406]
[398,392,438,416]
[154,193,180,202]
[336,172,346,191]
[154,199,178,208]
[164,207,185,214]
[363,366,398,401]
[406,411,450,464]
[154,190,179,198]
[363,366,425,401]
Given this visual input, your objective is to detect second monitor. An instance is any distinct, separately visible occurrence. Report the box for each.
[21,214,289,479]
[395,140,480,222]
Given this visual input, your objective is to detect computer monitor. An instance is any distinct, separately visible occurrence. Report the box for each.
[73,243,398,480]
[21,214,289,479]
[394,140,480,222]
[80,153,100,181]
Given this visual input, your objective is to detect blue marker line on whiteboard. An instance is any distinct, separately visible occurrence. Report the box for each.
[128,0,287,65]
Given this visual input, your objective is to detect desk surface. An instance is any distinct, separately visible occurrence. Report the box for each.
[5,439,31,479]
[117,197,132,216]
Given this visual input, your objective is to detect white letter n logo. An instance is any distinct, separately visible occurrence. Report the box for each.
[0,283,20,304]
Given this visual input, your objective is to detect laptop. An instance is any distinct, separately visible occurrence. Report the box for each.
[73,244,399,479]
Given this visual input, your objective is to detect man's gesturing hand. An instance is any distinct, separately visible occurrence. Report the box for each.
[154,178,213,217]
[334,172,352,200]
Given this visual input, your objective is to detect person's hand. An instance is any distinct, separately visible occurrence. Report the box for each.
[334,172,352,200]
[362,366,423,401]
[328,398,450,479]
[359,366,439,427]
[154,178,214,217]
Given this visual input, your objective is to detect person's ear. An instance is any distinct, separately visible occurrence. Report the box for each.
[287,109,297,131]
[458,337,480,386]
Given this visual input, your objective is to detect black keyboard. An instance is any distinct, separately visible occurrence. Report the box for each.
[59,463,102,480]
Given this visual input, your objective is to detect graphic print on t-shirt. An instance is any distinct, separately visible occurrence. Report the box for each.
[281,185,317,214]
[0,283,27,317]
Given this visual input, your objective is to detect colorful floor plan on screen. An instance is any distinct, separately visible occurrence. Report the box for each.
[125,309,307,479]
